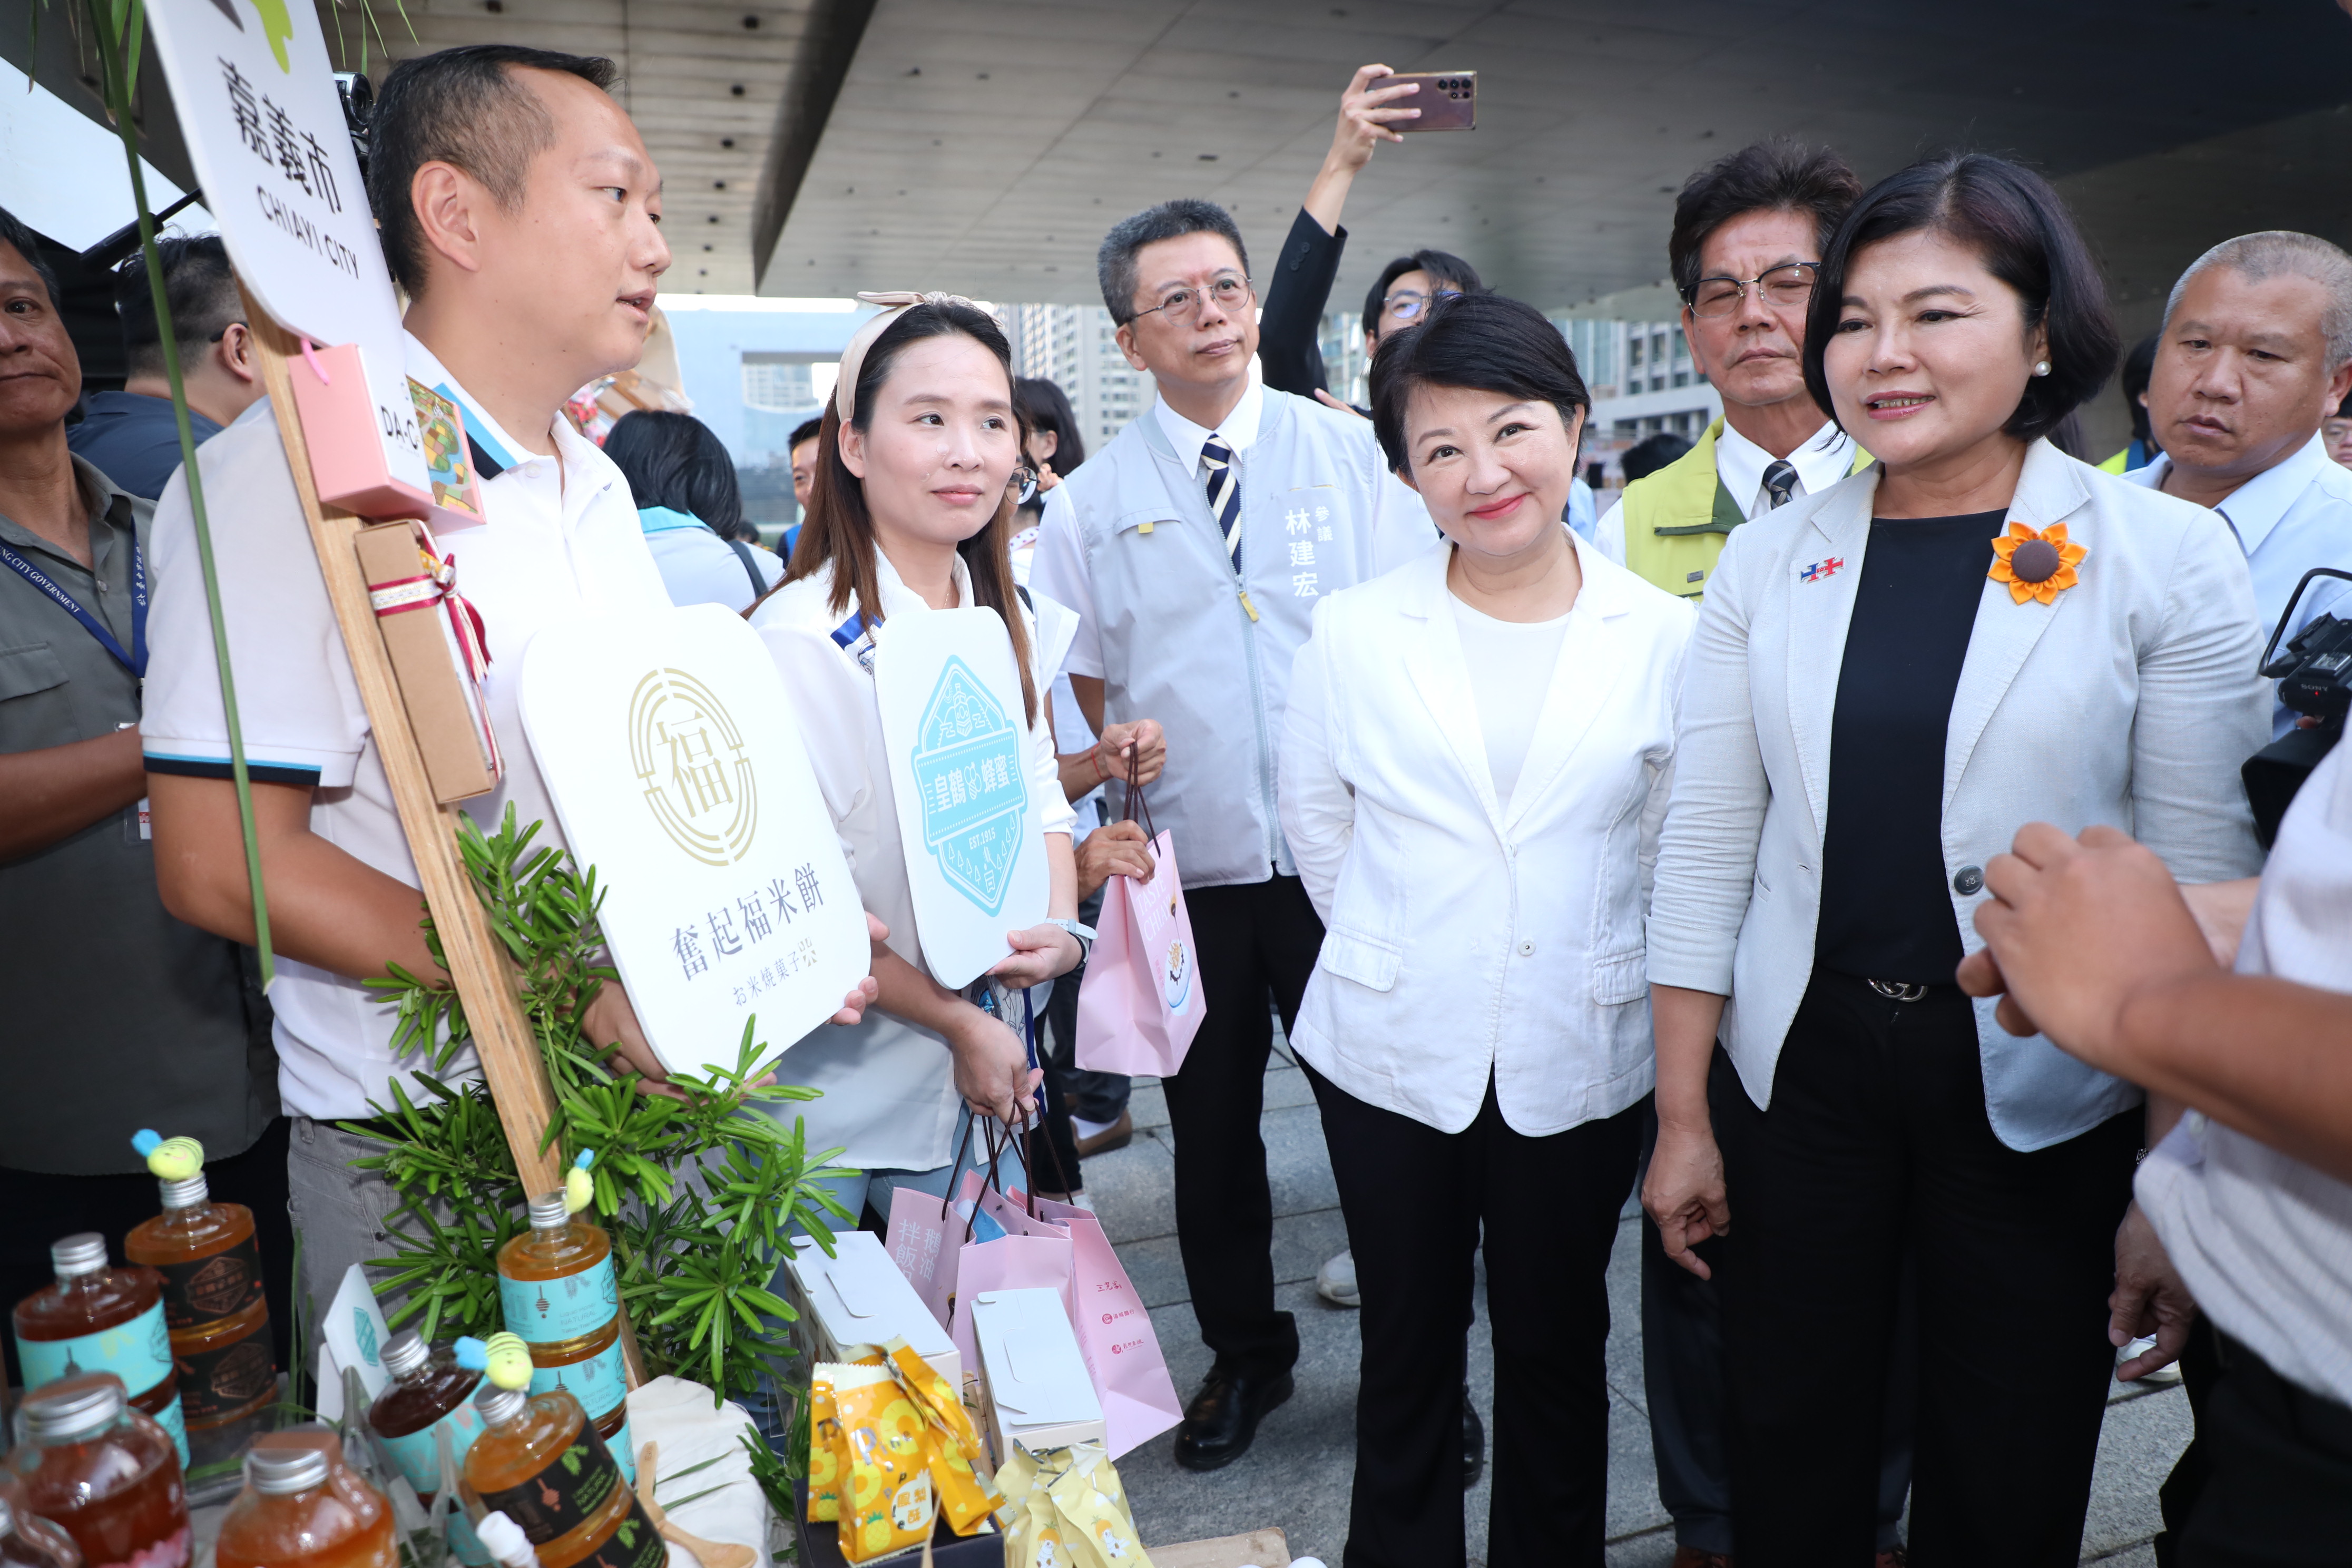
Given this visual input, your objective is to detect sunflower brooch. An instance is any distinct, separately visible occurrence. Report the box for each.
[1989,521,2086,605]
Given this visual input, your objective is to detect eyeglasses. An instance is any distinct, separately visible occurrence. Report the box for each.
[1688,262,1819,318]
[1132,275,1253,327]
[1382,288,1462,322]
[1006,466,1040,507]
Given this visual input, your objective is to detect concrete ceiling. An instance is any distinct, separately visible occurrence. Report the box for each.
[758,0,2352,316]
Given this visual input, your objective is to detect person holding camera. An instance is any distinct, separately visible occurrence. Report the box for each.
[2123,231,2352,735]
[1960,743,2352,1561]
[1640,152,2271,1565]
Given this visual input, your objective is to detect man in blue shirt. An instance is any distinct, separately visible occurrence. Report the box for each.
[2127,230,2352,734]
[66,236,262,500]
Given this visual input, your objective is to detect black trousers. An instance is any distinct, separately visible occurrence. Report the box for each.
[1712,974,2140,1567]
[1638,1104,1918,1555]
[1310,1066,1641,1568]
[1159,874,1320,1374]
[2173,1331,2352,1565]
[0,1116,295,1386]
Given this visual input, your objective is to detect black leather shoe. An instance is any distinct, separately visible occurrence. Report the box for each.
[1462,1385,1485,1487]
[1172,1364,1295,1472]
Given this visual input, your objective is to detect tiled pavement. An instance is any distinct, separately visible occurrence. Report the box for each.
[1091,1033,2192,1567]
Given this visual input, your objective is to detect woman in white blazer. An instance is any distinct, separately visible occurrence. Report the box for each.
[1280,293,1694,1568]
[749,296,1084,1222]
[1640,155,2272,1566]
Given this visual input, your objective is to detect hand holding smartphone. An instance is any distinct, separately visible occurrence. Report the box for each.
[1387,71,1476,133]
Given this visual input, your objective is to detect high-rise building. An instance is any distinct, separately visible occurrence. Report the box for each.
[1006,303,1157,455]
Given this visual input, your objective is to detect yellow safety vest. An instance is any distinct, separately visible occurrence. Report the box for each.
[1619,417,1872,602]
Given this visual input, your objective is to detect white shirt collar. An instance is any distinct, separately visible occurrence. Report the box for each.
[1154,373,1266,465]
[873,541,974,618]
[1713,416,1854,520]
[2130,432,2331,559]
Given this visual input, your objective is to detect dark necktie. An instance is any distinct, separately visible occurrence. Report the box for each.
[1763,459,1799,509]
[1202,434,1241,567]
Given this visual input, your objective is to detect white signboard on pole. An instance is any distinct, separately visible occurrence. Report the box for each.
[520,606,870,1081]
[143,0,428,496]
[871,609,1050,989]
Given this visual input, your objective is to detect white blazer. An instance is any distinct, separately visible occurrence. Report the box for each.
[1646,439,2271,1152]
[749,551,1076,1171]
[1279,533,1697,1136]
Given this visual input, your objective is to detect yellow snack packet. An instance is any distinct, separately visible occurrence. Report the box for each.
[806,1365,848,1523]
[831,1366,937,1563]
[879,1336,1004,1535]
[1048,1446,1150,1566]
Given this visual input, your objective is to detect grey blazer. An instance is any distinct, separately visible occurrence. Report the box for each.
[1647,438,2270,1151]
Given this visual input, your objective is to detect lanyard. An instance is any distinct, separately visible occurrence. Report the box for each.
[0,536,146,677]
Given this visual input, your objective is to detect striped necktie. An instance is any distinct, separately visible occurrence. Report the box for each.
[1202,434,1242,567]
[1763,458,1799,509]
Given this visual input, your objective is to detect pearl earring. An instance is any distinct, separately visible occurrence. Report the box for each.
[2033,360,2051,376]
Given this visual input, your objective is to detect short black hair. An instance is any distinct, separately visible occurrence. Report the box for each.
[604,410,745,538]
[1360,249,1483,326]
[1621,432,1693,483]
[1802,152,2120,446]
[787,416,824,452]
[1368,292,1589,476]
[1013,376,1085,473]
[0,205,61,309]
[1669,140,1862,303]
[367,45,622,294]
[113,235,242,380]
[2121,331,2160,446]
[1097,199,1248,325]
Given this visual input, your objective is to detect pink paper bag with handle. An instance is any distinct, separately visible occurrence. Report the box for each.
[1035,1196,1183,1457]
[1075,777,1207,1076]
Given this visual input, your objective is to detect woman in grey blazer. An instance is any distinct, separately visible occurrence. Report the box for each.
[1640,154,2271,1566]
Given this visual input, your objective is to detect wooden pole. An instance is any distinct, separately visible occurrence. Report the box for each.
[244,298,646,1383]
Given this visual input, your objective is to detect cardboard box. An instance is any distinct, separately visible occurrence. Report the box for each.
[352,521,501,803]
[1152,1532,1292,1568]
[785,1232,961,1394]
[971,1288,1104,1463]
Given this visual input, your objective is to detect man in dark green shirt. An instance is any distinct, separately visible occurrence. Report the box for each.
[0,207,286,1381]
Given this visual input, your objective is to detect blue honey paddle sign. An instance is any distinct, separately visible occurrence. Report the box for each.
[872,608,1051,988]
[913,656,1032,914]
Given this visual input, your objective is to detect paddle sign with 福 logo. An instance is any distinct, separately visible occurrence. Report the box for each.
[871,609,1051,988]
[518,606,870,1080]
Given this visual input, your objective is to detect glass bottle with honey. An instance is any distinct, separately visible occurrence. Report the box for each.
[215,1444,395,1568]
[0,1494,80,1568]
[458,1381,656,1568]
[122,1140,275,1435]
[10,1238,187,1466]
[1,1375,189,1568]
[366,1332,490,1565]
[497,1194,630,1453]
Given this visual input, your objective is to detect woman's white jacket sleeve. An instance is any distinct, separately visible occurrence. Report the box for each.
[1279,600,1354,926]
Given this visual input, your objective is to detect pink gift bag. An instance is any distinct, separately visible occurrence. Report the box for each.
[1034,1196,1183,1457]
[1075,773,1207,1076]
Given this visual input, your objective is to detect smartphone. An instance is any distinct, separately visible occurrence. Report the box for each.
[1389,71,1477,133]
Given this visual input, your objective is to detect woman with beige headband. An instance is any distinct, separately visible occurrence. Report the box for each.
[750,294,1084,1218]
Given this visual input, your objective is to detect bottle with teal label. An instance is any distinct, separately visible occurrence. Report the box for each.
[11,1234,189,1467]
[497,1190,619,1354]
[367,1331,491,1565]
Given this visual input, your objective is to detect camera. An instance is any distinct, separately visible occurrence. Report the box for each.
[2242,567,2352,848]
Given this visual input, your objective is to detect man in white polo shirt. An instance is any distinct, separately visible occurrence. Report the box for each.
[142,44,874,1319]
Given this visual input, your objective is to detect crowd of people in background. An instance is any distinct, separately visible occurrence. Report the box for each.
[5,42,2352,1568]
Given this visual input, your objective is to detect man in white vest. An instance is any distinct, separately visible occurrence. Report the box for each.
[1030,198,1428,1471]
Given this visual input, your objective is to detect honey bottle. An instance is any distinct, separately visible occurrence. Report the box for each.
[10,1238,187,1466]
[458,1381,640,1566]
[1,1375,189,1568]
[122,1134,275,1432]
[0,1494,80,1568]
[366,1332,491,1565]
[215,1443,395,1568]
[497,1192,619,1358]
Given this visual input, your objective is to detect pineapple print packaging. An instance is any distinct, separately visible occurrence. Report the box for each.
[818,1364,937,1561]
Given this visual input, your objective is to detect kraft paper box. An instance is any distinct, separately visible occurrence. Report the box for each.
[352,521,501,803]
[785,1232,961,1395]
[971,1287,1104,1464]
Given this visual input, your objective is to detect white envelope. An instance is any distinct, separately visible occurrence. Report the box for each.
[972,1287,1102,1447]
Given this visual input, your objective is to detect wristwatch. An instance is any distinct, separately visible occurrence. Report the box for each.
[1046,918,1097,960]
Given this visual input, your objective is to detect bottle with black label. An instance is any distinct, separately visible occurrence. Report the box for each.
[123,1136,275,1433]
[458,1383,658,1568]
[10,1237,187,1467]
